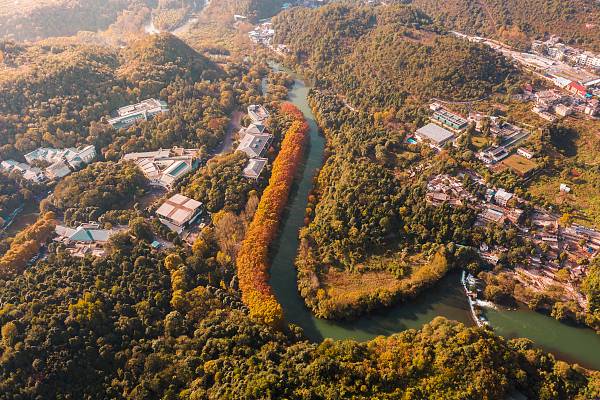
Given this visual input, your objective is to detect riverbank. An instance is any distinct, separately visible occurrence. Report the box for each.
[267,63,600,370]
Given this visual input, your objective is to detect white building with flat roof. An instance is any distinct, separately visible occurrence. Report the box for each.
[248,105,270,123]
[156,194,204,234]
[108,99,168,129]
[123,147,200,189]
[415,123,455,149]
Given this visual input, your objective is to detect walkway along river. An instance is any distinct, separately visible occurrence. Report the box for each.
[267,65,600,370]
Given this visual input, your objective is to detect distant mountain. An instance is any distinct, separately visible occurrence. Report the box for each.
[0,33,220,154]
[0,0,141,42]
[405,0,600,50]
[203,0,288,22]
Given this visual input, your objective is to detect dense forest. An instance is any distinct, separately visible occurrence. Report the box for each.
[0,0,148,42]
[203,0,287,22]
[407,0,600,50]
[0,173,27,222]
[273,3,518,113]
[50,162,149,225]
[1,228,599,398]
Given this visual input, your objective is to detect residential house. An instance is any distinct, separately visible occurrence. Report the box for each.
[566,81,588,98]
[494,188,514,207]
[243,158,268,179]
[239,123,268,138]
[237,133,273,158]
[554,104,573,117]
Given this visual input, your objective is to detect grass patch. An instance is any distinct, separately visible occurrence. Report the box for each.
[527,117,600,228]
[529,170,600,228]
[502,154,539,176]
[471,135,489,149]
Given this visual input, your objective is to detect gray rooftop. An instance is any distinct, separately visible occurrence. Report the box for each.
[416,123,455,145]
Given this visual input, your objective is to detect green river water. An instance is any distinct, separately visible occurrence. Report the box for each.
[267,66,600,371]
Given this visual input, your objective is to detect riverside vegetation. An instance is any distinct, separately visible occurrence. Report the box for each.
[1,0,600,397]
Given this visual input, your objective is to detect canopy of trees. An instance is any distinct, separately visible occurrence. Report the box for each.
[0,233,598,398]
[273,3,516,112]
[0,212,55,277]
[51,162,148,224]
[183,152,256,213]
[236,103,308,327]
[0,172,27,221]
[408,0,600,50]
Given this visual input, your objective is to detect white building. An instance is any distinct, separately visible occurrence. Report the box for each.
[108,99,169,129]
[494,188,514,207]
[554,104,573,117]
[239,123,268,138]
[237,133,272,158]
[243,158,268,179]
[45,161,72,180]
[517,148,535,159]
[414,123,455,149]
[247,105,270,123]
[0,160,45,183]
[123,147,200,188]
[156,194,204,234]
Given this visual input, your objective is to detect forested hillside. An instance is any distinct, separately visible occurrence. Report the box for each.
[0,33,266,160]
[273,3,516,112]
[407,0,600,50]
[203,0,287,22]
[0,0,145,41]
[1,232,598,398]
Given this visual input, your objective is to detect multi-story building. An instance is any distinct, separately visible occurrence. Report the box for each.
[108,99,169,130]
[122,147,200,188]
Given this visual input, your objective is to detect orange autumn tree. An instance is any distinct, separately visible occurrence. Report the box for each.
[236,103,309,327]
[0,212,56,277]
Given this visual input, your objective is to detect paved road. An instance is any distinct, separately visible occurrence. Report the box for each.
[215,111,243,155]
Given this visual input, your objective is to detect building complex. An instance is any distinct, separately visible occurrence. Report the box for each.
[108,98,169,130]
[122,147,200,188]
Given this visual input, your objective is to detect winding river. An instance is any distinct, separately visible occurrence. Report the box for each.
[267,65,600,370]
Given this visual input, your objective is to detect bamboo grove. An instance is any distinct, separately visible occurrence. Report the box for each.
[235,103,309,327]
